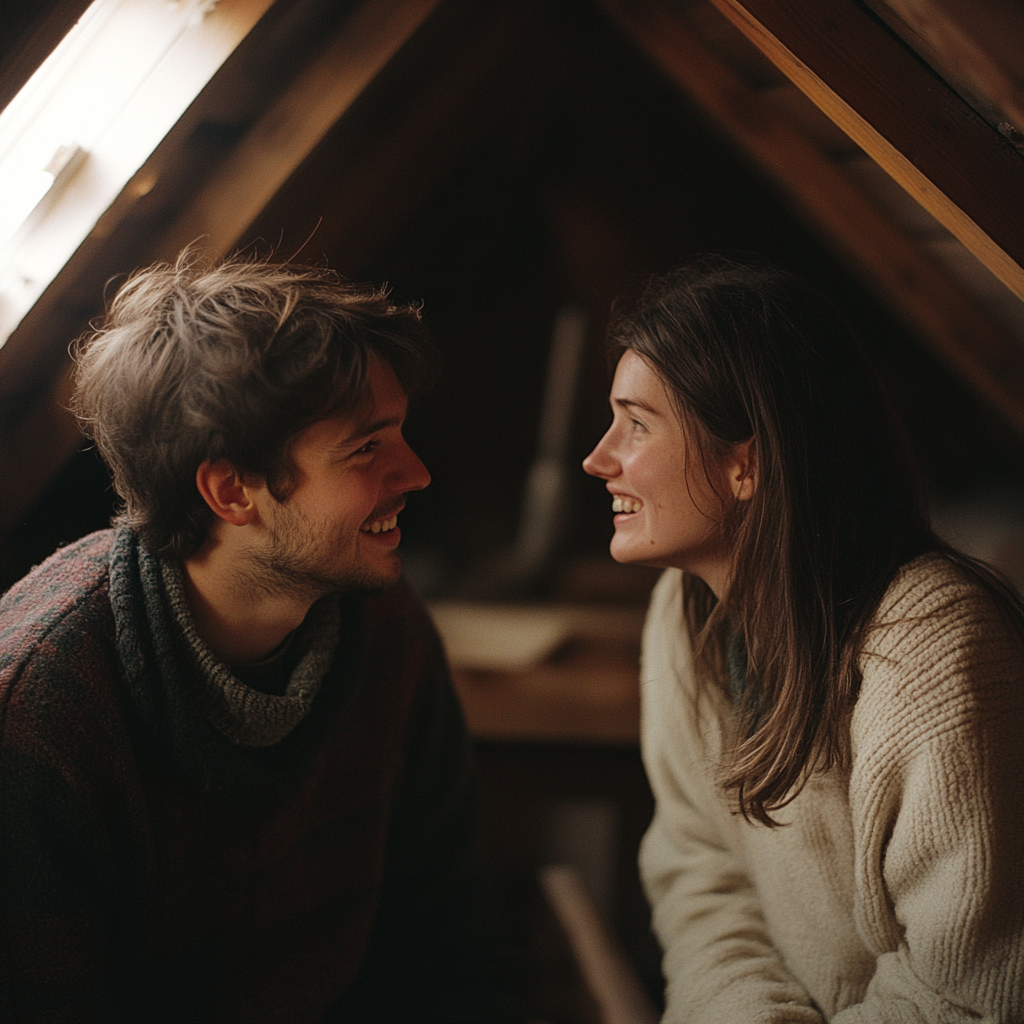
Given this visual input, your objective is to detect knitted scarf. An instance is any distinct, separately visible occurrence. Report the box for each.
[108,528,359,804]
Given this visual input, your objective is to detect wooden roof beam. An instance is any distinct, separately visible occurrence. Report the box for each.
[154,0,443,262]
[602,0,1024,434]
[248,1,547,279]
[701,0,1024,304]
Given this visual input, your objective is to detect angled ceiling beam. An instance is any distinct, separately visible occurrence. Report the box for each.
[602,0,1024,434]
[154,0,442,261]
[701,0,1024,304]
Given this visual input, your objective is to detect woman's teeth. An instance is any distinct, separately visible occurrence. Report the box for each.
[362,515,398,534]
[612,497,643,514]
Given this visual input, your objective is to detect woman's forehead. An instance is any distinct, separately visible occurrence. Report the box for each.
[611,350,674,413]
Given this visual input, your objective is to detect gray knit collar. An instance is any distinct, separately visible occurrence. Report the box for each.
[158,558,340,749]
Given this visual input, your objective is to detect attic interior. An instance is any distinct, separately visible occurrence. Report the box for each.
[2,0,1024,1017]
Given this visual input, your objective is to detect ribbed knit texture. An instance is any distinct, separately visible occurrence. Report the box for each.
[158,557,339,747]
[639,555,1024,1023]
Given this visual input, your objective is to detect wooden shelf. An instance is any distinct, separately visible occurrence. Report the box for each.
[453,637,641,745]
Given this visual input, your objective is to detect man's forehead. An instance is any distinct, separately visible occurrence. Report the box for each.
[350,360,408,427]
[305,370,407,449]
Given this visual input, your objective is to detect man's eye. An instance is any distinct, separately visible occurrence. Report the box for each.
[354,439,380,456]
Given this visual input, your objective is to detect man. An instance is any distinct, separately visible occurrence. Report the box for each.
[0,254,520,1022]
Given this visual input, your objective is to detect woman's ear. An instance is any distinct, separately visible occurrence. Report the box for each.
[195,460,261,526]
[725,438,756,502]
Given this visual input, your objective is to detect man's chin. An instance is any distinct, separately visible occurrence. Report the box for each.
[244,550,404,600]
[326,554,404,596]
[342,569,402,596]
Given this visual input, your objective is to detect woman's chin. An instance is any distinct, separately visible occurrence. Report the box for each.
[610,538,661,568]
[609,537,635,564]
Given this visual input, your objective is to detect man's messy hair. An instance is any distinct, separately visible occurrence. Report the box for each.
[72,250,437,559]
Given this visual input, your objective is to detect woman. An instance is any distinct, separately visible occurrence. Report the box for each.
[583,258,1024,1022]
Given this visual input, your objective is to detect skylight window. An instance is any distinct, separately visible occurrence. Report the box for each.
[0,0,273,349]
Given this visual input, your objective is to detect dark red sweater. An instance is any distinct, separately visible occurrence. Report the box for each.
[0,530,519,1023]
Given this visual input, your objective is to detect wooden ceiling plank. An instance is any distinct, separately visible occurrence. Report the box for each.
[155,0,442,262]
[841,155,946,238]
[700,0,1024,303]
[602,0,1024,434]
[251,2,545,278]
[862,0,1024,138]
[680,0,787,89]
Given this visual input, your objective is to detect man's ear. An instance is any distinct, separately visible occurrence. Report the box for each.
[725,438,756,502]
[195,460,261,526]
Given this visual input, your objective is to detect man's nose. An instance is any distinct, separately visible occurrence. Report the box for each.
[395,440,431,492]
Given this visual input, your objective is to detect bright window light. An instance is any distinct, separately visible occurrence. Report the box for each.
[0,0,273,349]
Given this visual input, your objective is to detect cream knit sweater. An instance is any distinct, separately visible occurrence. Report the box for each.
[639,556,1024,1022]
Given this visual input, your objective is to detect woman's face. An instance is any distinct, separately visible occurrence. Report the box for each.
[583,350,748,594]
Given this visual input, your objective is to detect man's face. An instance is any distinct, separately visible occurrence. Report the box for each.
[244,357,430,598]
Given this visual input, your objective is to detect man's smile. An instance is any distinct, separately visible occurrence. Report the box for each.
[361,514,399,534]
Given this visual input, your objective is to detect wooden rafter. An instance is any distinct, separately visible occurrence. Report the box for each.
[154,0,443,262]
[0,0,92,113]
[701,0,1024,304]
[602,0,1024,434]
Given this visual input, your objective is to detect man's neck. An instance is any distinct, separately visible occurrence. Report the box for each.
[182,535,313,665]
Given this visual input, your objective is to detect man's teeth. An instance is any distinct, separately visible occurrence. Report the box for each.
[362,515,398,534]
[612,497,643,514]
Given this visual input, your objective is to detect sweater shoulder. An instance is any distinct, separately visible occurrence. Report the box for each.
[864,553,1021,668]
[854,553,1024,753]
[1,530,114,625]
[874,552,1007,623]
[0,530,116,702]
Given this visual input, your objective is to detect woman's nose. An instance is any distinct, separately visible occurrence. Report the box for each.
[583,430,618,479]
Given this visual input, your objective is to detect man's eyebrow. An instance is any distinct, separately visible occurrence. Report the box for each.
[335,415,403,448]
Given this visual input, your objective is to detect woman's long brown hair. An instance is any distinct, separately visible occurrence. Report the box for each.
[611,257,1022,826]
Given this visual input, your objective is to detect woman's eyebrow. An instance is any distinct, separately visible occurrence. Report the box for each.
[613,396,661,415]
